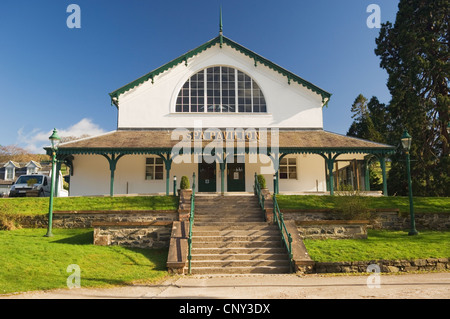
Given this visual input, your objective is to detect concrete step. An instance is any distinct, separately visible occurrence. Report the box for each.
[193,223,276,231]
[195,208,263,213]
[193,229,280,236]
[194,222,268,227]
[194,203,260,208]
[192,235,281,242]
[195,210,261,214]
[191,247,287,255]
[191,253,289,261]
[195,218,264,223]
[192,240,283,249]
[190,259,290,268]
[190,265,291,275]
[194,215,264,220]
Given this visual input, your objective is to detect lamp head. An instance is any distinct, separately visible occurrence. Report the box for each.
[401,130,412,151]
[49,128,61,150]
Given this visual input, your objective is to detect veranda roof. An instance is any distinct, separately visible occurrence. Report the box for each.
[49,129,395,156]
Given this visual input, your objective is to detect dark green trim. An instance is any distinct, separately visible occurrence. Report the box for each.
[50,146,395,157]
[109,36,332,107]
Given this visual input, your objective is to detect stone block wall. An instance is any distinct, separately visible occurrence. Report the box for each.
[19,210,178,228]
[283,209,450,231]
[297,220,368,239]
[93,222,172,249]
[315,258,450,274]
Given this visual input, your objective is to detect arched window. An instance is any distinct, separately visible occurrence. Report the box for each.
[175,66,267,113]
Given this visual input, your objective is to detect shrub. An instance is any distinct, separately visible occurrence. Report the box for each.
[180,176,190,190]
[257,175,267,189]
[0,213,22,231]
[335,187,371,220]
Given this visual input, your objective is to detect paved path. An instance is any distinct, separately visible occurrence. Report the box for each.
[2,272,449,299]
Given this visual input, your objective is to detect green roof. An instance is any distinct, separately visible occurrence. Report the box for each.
[109,35,332,107]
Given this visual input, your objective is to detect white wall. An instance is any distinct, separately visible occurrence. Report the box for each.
[69,153,327,196]
[117,44,324,130]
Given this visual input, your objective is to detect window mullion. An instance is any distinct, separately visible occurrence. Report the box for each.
[219,66,222,113]
[203,69,207,112]
[188,78,191,113]
[234,69,239,113]
[250,76,254,113]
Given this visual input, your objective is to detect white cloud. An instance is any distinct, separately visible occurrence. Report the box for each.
[16,118,107,154]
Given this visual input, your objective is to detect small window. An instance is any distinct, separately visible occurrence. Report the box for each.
[27,167,37,175]
[5,167,14,180]
[279,157,297,180]
[145,157,164,180]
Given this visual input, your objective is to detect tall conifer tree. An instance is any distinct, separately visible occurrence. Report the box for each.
[375,0,449,196]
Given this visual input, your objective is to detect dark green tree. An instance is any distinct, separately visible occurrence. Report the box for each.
[375,0,449,196]
[347,94,387,191]
[347,94,385,143]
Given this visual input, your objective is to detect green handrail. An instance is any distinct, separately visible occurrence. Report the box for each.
[273,195,294,272]
[253,173,265,211]
[188,172,196,275]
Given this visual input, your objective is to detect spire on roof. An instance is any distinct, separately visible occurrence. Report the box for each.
[219,6,223,48]
[219,6,223,35]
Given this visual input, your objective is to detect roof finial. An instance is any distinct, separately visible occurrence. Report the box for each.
[219,5,223,48]
[219,5,223,35]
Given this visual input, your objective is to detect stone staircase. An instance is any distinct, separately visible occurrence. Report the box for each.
[189,195,291,274]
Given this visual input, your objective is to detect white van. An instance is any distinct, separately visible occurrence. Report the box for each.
[9,174,68,197]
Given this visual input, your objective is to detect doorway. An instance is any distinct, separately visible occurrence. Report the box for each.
[227,161,245,192]
[198,162,216,192]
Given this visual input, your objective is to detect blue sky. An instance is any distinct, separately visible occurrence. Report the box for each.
[0,0,399,153]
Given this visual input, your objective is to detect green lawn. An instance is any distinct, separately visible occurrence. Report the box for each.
[304,230,450,262]
[276,195,450,214]
[0,195,179,216]
[0,228,169,295]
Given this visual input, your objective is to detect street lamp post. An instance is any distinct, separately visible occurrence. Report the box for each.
[173,176,177,196]
[401,130,418,236]
[45,128,61,237]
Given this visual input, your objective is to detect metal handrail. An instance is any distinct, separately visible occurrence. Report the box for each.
[273,195,294,272]
[253,173,265,211]
[188,173,196,274]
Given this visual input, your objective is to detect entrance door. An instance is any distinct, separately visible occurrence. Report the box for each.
[198,162,216,192]
[227,162,245,192]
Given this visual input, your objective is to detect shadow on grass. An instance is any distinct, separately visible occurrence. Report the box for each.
[51,230,94,245]
[119,247,168,271]
[50,229,168,270]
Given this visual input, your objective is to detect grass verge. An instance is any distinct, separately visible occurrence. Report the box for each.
[0,228,169,295]
[304,229,450,262]
[276,195,450,214]
[0,195,179,216]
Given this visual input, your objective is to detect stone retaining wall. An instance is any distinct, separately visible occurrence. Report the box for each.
[296,220,368,239]
[315,258,450,273]
[282,209,450,231]
[93,221,172,249]
[19,210,178,228]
